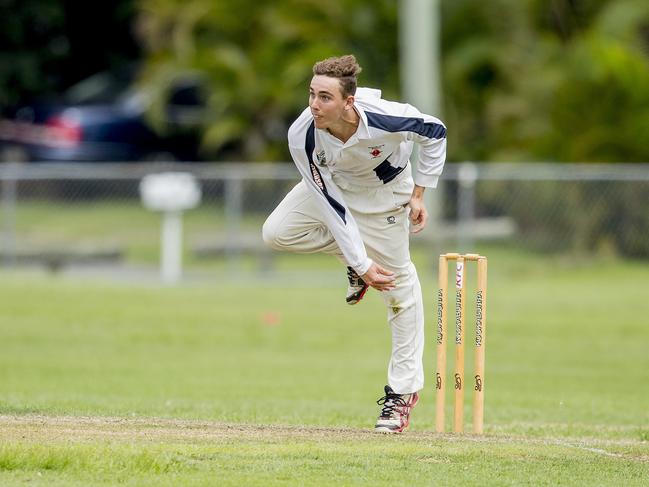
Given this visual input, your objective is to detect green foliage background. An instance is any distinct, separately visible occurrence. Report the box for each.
[135,0,399,160]
[0,0,138,107]
[134,0,649,162]
[1,0,647,162]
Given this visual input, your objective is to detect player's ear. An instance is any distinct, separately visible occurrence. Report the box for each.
[345,95,355,110]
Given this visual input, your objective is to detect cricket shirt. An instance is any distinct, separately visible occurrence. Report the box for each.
[287,87,447,276]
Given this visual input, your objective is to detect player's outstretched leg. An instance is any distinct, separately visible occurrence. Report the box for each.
[346,266,369,305]
[374,385,419,433]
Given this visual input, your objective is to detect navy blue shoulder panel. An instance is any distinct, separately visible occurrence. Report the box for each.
[305,121,346,223]
[365,111,446,139]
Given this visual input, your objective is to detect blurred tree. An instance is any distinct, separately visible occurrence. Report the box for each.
[535,0,649,162]
[135,0,399,160]
[0,0,67,107]
[0,0,139,108]
[442,0,649,162]
[4,0,647,163]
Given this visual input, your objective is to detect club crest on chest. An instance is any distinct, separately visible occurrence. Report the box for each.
[369,144,385,159]
[315,150,327,165]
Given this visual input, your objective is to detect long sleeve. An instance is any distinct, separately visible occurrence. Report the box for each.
[396,104,447,189]
[362,97,447,189]
[288,116,372,276]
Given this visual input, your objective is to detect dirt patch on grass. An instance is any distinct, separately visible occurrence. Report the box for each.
[1,414,647,462]
[0,414,383,444]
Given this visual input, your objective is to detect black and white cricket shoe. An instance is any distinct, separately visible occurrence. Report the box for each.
[374,385,419,433]
[346,266,369,305]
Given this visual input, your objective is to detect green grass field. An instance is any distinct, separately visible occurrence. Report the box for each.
[10,201,248,266]
[1,247,648,485]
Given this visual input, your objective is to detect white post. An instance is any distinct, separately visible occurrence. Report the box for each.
[399,0,441,116]
[140,172,201,285]
[161,211,183,284]
[399,0,444,246]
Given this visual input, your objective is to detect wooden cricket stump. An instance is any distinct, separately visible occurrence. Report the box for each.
[435,253,488,434]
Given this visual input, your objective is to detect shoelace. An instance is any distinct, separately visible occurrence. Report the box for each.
[376,392,407,418]
[347,267,364,286]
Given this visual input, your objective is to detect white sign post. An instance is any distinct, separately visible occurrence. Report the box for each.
[139,172,201,284]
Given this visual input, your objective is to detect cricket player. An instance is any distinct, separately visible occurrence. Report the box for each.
[262,55,446,433]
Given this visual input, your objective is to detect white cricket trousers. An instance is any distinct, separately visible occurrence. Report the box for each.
[262,174,425,394]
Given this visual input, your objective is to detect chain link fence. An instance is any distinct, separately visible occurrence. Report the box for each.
[440,163,649,258]
[0,162,647,278]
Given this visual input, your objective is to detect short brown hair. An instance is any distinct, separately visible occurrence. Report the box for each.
[312,55,362,97]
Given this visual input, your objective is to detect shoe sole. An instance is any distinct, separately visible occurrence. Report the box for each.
[346,284,369,305]
[374,426,401,433]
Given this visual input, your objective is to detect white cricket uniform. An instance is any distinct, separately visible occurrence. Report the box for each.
[263,87,446,394]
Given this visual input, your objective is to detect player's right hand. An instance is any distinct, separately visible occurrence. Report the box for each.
[361,262,396,292]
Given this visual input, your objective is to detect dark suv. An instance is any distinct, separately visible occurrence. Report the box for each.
[0,66,207,163]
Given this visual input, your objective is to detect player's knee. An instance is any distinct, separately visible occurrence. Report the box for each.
[262,216,283,250]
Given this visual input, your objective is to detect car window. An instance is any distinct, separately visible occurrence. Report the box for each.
[63,69,135,105]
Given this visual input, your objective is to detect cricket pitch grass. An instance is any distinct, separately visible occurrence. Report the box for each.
[1,247,648,485]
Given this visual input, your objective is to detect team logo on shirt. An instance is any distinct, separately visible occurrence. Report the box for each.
[369,144,384,159]
[310,162,325,191]
[315,150,327,165]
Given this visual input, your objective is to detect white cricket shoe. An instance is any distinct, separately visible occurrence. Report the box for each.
[346,266,369,305]
[374,385,419,433]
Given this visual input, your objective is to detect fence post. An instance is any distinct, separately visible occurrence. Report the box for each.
[161,211,183,284]
[224,173,243,266]
[1,163,18,266]
[457,162,478,252]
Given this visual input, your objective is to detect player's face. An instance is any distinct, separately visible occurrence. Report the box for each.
[309,75,352,129]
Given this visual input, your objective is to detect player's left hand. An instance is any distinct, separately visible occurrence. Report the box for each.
[408,196,428,233]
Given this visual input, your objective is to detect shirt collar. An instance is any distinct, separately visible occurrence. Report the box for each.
[353,105,370,139]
